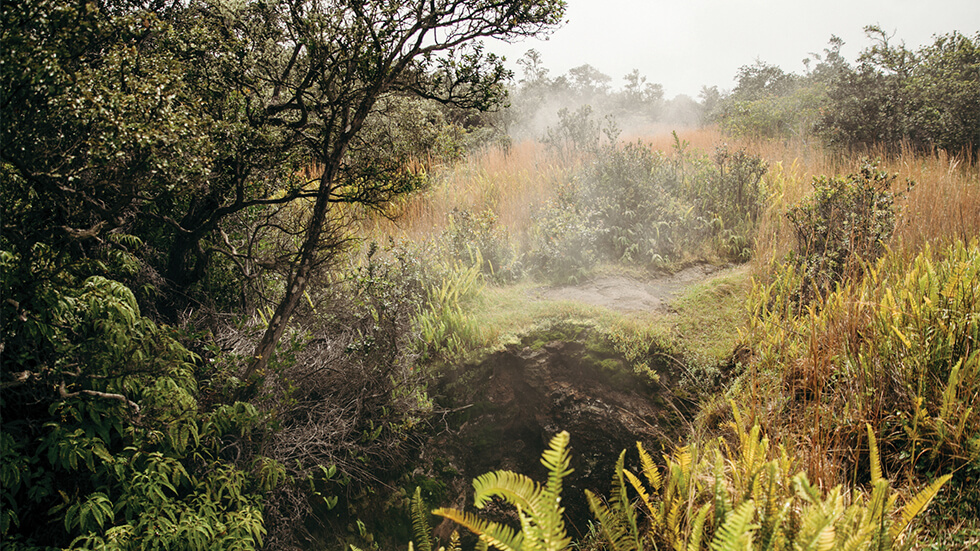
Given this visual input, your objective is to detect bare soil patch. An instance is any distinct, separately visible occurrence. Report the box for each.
[536,264,738,312]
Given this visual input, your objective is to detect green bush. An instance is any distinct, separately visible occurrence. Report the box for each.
[445,208,523,283]
[530,118,768,276]
[786,160,900,299]
[0,259,274,548]
[527,198,604,283]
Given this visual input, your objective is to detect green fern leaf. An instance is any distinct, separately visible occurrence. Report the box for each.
[609,451,640,549]
[412,487,433,551]
[432,508,525,551]
[889,474,951,540]
[795,503,836,551]
[586,489,637,551]
[866,424,883,483]
[448,530,463,551]
[685,502,712,551]
[624,469,658,525]
[440,431,573,551]
[708,500,756,551]
[636,442,663,492]
[838,522,874,551]
[539,431,573,551]
[472,470,541,513]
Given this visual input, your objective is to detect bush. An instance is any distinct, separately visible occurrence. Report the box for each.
[786,160,900,299]
[526,197,604,283]
[444,207,523,283]
[236,240,434,549]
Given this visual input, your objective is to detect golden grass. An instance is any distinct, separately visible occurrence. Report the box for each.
[363,125,978,279]
[363,141,572,245]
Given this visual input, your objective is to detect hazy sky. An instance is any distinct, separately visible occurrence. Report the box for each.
[485,0,980,98]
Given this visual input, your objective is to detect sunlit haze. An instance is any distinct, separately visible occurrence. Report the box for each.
[485,0,980,98]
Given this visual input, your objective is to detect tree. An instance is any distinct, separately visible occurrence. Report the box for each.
[819,27,979,155]
[194,0,568,382]
[567,63,612,97]
[2,0,567,381]
[2,0,566,545]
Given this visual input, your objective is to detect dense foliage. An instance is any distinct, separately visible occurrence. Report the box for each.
[413,416,949,551]
[1,0,565,547]
[530,119,768,281]
[714,28,980,156]
[3,1,973,547]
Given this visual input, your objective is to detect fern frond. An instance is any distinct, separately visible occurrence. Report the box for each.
[624,469,658,525]
[838,522,874,551]
[412,487,433,551]
[793,473,822,505]
[667,500,683,538]
[685,502,711,551]
[586,489,637,551]
[889,474,951,540]
[539,431,573,551]
[795,504,836,551]
[637,441,663,492]
[432,508,525,551]
[712,450,732,526]
[866,424,883,483]
[708,500,756,551]
[472,470,542,513]
[448,531,463,551]
[729,399,746,437]
[609,451,640,550]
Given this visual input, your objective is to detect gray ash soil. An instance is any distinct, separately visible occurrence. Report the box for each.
[535,264,738,312]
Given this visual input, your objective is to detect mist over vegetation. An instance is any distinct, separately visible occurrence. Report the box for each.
[2,2,979,550]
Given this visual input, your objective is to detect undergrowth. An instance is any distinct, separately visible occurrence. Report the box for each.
[413,409,950,551]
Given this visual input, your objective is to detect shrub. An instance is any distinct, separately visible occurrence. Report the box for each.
[526,198,604,283]
[541,105,602,162]
[786,160,900,299]
[445,207,523,283]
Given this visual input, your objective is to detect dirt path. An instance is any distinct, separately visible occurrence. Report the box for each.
[534,264,742,312]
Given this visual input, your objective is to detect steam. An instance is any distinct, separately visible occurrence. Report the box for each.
[501,49,711,141]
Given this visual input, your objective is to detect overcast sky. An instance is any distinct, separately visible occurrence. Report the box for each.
[484,0,980,98]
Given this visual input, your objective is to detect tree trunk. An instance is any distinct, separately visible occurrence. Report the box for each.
[241,169,335,383]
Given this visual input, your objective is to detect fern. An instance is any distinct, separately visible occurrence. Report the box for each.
[412,487,434,551]
[432,508,525,551]
[866,424,884,483]
[448,530,464,551]
[686,503,711,551]
[889,474,951,541]
[472,470,542,513]
[623,469,657,527]
[708,500,756,551]
[435,431,573,551]
[636,441,663,492]
[585,489,637,551]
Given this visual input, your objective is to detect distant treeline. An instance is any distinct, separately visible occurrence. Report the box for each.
[498,28,979,156]
[708,27,980,155]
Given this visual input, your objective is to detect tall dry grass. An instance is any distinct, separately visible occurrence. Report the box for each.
[364,126,978,273]
[363,141,571,244]
[736,137,980,274]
